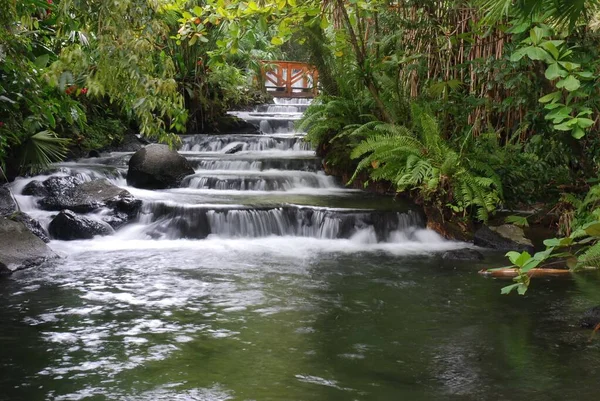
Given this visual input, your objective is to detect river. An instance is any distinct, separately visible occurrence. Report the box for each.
[2,98,600,400]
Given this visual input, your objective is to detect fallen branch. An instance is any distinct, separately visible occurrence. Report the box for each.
[478,268,571,278]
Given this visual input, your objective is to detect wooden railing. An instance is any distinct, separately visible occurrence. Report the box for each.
[260,61,319,98]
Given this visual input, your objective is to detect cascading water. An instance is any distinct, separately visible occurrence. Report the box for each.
[2,96,512,401]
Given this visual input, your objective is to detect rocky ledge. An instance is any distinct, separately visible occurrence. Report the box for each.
[0,186,57,274]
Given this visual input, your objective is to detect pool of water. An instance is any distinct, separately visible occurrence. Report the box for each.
[1,239,600,401]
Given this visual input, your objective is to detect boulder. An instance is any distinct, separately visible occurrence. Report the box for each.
[39,178,141,217]
[0,261,11,277]
[580,306,600,329]
[43,176,82,197]
[48,210,114,240]
[474,225,534,253]
[0,217,57,271]
[21,180,50,197]
[442,248,485,261]
[214,115,260,135]
[127,144,195,189]
[10,212,50,243]
[0,185,17,216]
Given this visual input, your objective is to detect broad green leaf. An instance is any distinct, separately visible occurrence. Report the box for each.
[540,41,560,60]
[517,283,528,295]
[576,71,594,79]
[287,0,297,6]
[506,251,531,267]
[545,63,566,80]
[501,283,520,295]
[559,61,581,72]
[583,221,600,236]
[34,54,50,68]
[554,121,575,131]
[577,118,595,129]
[556,75,580,91]
[572,126,585,139]
[539,91,561,103]
[521,258,542,273]
[271,36,284,45]
[510,48,528,62]
[524,46,549,61]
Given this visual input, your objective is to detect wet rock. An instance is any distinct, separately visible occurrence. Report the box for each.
[224,143,244,154]
[474,225,534,253]
[39,179,141,216]
[213,115,260,135]
[21,180,49,197]
[43,176,83,197]
[0,185,17,216]
[10,212,50,243]
[580,306,600,329]
[48,210,114,240]
[127,144,195,189]
[0,261,11,276]
[442,248,485,261]
[0,217,58,271]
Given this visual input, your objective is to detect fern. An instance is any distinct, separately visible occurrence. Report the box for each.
[348,105,502,222]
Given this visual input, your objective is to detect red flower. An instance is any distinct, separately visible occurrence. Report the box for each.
[81,88,88,95]
[197,60,203,66]
[0,122,4,128]
[47,0,53,4]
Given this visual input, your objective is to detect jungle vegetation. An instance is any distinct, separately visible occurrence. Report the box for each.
[3,0,600,293]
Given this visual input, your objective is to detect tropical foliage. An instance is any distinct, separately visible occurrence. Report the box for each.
[4,0,600,294]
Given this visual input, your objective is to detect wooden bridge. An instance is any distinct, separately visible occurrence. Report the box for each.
[260,61,319,98]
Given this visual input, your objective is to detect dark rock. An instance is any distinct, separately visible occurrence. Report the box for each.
[0,261,11,276]
[214,116,260,135]
[442,248,485,261]
[0,217,58,270]
[88,150,101,158]
[0,185,17,216]
[474,225,534,253]
[40,179,141,216]
[48,210,114,240]
[22,180,49,197]
[43,176,83,197]
[100,132,147,153]
[10,212,50,243]
[224,143,244,154]
[127,144,195,189]
[580,306,600,328]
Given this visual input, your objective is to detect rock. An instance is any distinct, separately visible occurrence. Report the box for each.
[21,180,49,197]
[0,217,58,271]
[39,179,141,216]
[10,212,50,243]
[442,248,485,261]
[127,144,195,189]
[474,225,534,253]
[0,261,11,276]
[214,115,260,135]
[48,210,114,240]
[224,143,244,154]
[43,176,83,197]
[0,185,17,216]
[580,306,600,328]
